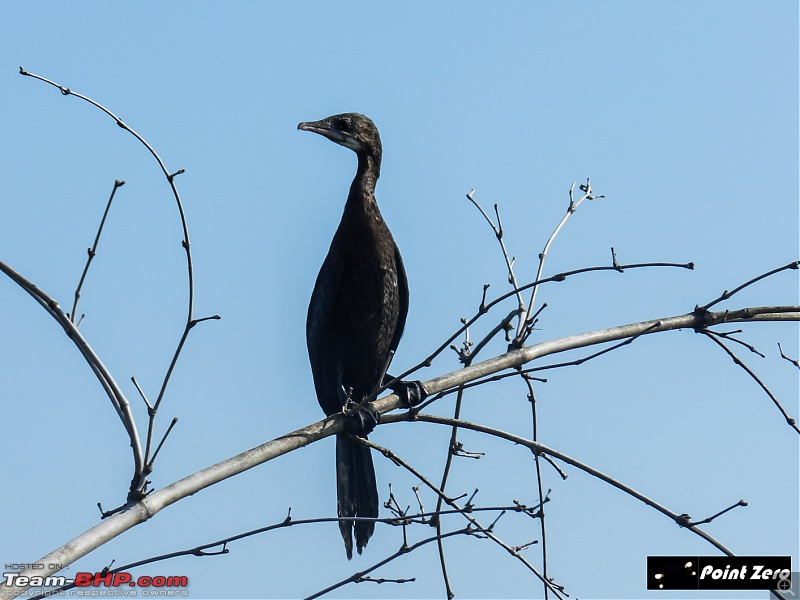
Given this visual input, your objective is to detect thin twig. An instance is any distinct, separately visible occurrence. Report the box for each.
[711,329,766,357]
[149,418,179,466]
[687,499,748,526]
[466,190,526,316]
[436,308,518,598]
[130,376,153,411]
[356,576,417,584]
[20,67,220,499]
[515,179,604,345]
[777,343,800,369]
[392,259,694,387]
[701,331,799,433]
[306,528,470,600]
[389,412,738,556]
[698,260,800,311]
[523,375,549,599]
[360,437,566,598]
[70,179,125,324]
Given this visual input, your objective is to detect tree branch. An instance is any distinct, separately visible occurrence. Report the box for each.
[70,179,125,324]
[389,412,737,556]
[0,258,144,480]
[2,304,794,596]
[515,178,604,345]
[390,258,694,386]
[18,67,221,501]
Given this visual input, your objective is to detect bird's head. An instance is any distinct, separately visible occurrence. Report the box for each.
[298,113,381,158]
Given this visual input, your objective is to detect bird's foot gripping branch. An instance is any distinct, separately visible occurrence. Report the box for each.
[388,379,428,408]
[343,401,380,437]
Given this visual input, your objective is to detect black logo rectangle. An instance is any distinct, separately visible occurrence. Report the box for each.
[647,556,791,590]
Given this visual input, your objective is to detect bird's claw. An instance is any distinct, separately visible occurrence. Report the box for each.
[344,402,380,436]
[391,380,428,408]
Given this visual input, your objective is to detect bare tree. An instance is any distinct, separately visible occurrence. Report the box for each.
[1,70,797,600]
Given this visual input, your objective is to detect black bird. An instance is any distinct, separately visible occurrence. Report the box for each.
[299,113,408,559]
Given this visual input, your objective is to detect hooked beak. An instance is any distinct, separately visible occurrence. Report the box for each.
[298,119,350,146]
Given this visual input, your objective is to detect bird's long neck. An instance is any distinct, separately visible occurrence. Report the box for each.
[346,152,381,213]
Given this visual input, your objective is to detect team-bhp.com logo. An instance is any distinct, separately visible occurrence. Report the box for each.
[3,571,188,594]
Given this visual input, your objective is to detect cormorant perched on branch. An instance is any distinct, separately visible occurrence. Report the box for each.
[299,113,410,559]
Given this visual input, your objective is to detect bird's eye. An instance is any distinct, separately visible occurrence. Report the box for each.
[336,117,352,132]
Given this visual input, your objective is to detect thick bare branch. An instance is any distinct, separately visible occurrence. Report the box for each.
[2,304,793,597]
[0,258,144,480]
[392,258,695,386]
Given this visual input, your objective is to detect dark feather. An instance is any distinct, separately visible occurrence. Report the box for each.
[300,113,408,557]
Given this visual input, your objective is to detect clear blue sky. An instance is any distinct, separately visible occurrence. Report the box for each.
[1,3,797,599]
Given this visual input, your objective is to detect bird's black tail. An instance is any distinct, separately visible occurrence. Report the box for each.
[335,433,378,559]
